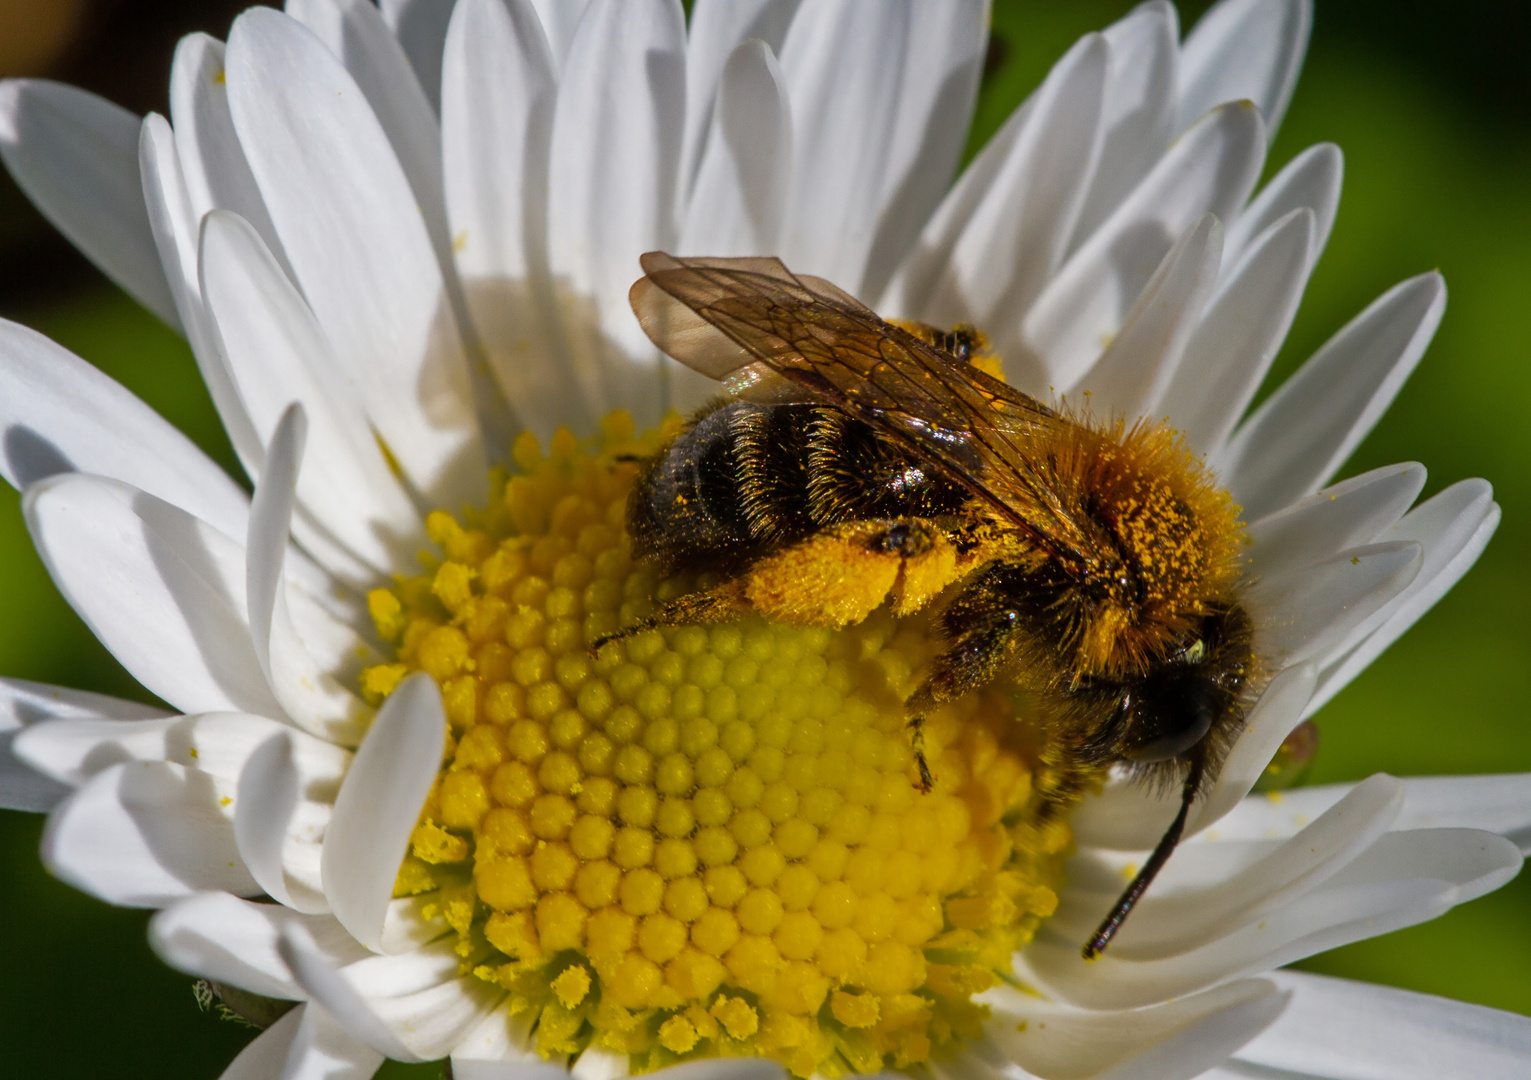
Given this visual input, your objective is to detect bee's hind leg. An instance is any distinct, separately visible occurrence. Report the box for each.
[589,579,750,654]
[907,714,935,793]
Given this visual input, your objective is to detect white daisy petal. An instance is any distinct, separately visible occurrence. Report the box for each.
[1219,272,1446,520]
[528,0,594,71]
[16,711,286,788]
[285,0,450,261]
[169,34,294,278]
[1234,968,1531,1080]
[443,0,579,439]
[139,112,267,485]
[678,39,792,260]
[776,0,910,294]
[235,732,329,911]
[451,1010,560,1078]
[860,0,988,302]
[1176,0,1312,140]
[680,0,800,203]
[1248,541,1421,667]
[1224,141,1342,268]
[379,0,457,113]
[322,672,445,952]
[151,890,366,1000]
[0,79,180,328]
[1066,0,1179,256]
[1021,824,1519,1010]
[42,760,258,906]
[277,1004,387,1080]
[1210,774,1531,849]
[217,1007,305,1080]
[23,474,280,717]
[1246,462,1427,579]
[1056,775,1404,960]
[0,318,249,538]
[907,32,1109,383]
[370,978,504,1061]
[1072,212,1223,420]
[201,209,422,584]
[0,678,166,812]
[975,977,1286,1080]
[280,923,420,1061]
[1309,479,1499,711]
[1162,207,1315,452]
[226,7,487,509]
[1022,101,1265,391]
[546,0,686,424]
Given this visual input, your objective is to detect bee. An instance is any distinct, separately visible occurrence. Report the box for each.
[608,252,1257,959]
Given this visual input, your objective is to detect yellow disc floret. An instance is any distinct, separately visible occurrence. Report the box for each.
[364,413,1076,1077]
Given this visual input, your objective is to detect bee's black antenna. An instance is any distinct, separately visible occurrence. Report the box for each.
[1081,756,1205,960]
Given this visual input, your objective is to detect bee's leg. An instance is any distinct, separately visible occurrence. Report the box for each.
[740,517,959,627]
[590,579,750,653]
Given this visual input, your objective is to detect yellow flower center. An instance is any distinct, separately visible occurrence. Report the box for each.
[362,413,1078,1078]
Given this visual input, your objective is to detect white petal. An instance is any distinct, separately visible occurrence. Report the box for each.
[201,210,421,585]
[1022,101,1265,391]
[236,733,329,911]
[1236,969,1531,1080]
[226,8,486,508]
[1071,663,1317,852]
[0,318,249,537]
[1220,272,1445,521]
[976,978,1286,1080]
[379,0,458,112]
[1246,463,1426,579]
[451,1010,554,1076]
[216,1003,386,1080]
[907,32,1109,384]
[0,678,165,812]
[1071,212,1223,421]
[1066,0,1179,255]
[1056,775,1404,960]
[285,0,451,268]
[1247,541,1421,668]
[528,0,593,69]
[280,923,419,1061]
[245,406,371,746]
[1022,824,1519,1011]
[442,0,578,438]
[546,0,686,424]
[322,673,445,952]
[151,891,366,999]
[1224,141,1342,267]
[15,710,293,788]
[42,760,258,906]
[1161,207,1315,453]
[139,112,266,484]
[23,474,280,717]
[680,0,800,201]
[217,1007,304,1080]
[775,0,909,294]
[0,79,179,328]
[369,977,503,1061]
[860,0,988,302]
[1176,0,1311,139]
[678,39,792,259]
[169,34,294,278]
[1309,480,1498,712]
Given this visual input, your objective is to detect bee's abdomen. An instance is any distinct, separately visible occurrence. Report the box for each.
[629,400,815,573]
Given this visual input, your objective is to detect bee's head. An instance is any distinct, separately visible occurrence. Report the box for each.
[1112,604,1255,766]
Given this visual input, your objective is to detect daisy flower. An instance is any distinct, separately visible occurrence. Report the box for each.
[0,1,1528,1078]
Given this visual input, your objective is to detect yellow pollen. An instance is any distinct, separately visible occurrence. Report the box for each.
[367,413,1075,1077]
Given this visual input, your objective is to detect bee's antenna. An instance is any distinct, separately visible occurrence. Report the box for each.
[1081,756,1205,960]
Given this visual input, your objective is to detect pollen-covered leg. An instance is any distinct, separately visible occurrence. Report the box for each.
[741,517,959,627]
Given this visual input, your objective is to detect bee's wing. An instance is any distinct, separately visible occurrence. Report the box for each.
[631,252,1090,552]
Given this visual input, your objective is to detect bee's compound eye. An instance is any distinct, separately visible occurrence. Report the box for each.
[1117,670,1217,763]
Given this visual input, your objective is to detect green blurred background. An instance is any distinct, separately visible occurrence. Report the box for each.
[0,0,1528,1075]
